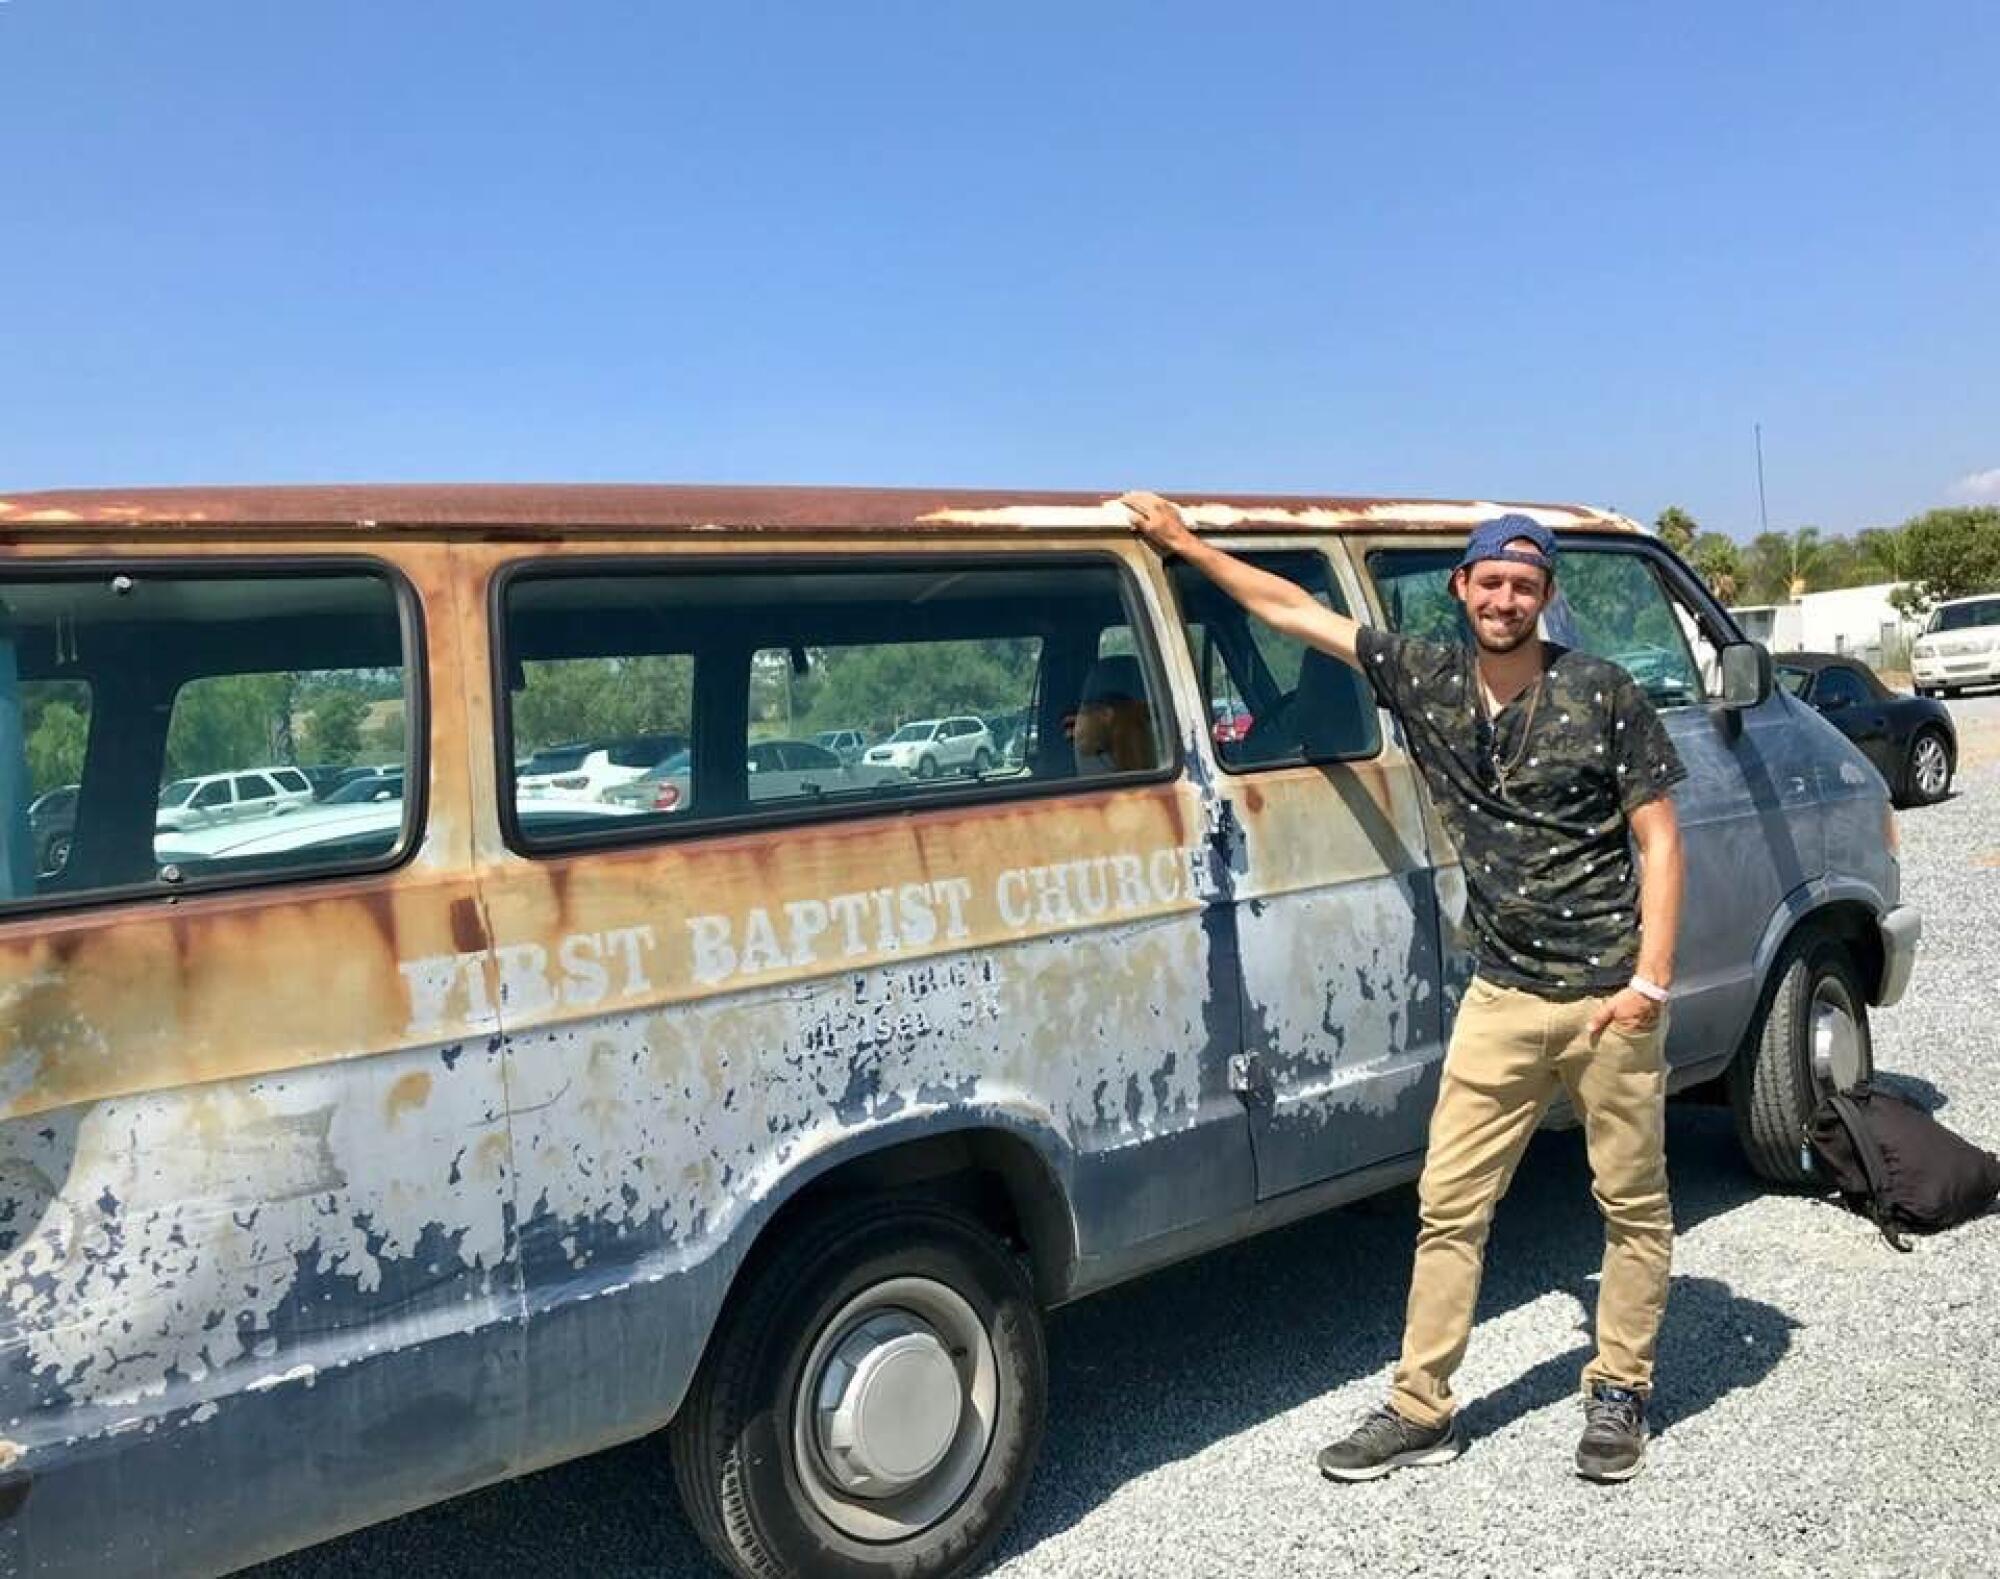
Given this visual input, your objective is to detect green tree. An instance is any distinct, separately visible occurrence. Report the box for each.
[1857,525,1914,584]
[303,688,368,764]
[1741,528,1823,603]
[1654,506,1698,556]
[24,698,89,794]
[1887,506,2000,617]
[1688,532,1744,604]
[165,673,295,778]
[511,656,694,755]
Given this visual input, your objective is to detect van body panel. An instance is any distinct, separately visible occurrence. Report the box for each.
[0,540,531,1575]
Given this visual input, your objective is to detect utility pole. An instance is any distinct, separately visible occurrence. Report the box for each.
[1754,422,1770,535]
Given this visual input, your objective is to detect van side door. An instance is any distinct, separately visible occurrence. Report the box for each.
[1161,539,1448,1199]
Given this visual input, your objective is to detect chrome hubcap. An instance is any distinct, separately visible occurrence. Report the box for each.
[793,1276,998,1541]
[1809,977,1866,1090]
[1913,737,1948,796]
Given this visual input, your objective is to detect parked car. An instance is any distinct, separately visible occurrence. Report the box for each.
[1776,652,1956,807]
[515,734,687,801]
[157,796,634,875]
[28,783,79,875]
[1209,700,1253,747]
[861,715,996,778]
[1910,593,2000,697]
[813,728,869,764]
[0,482,1919,1579]
[154,766,316,831]
[297,763,350,800]
[314,771,405,806]
[601,740,901,813]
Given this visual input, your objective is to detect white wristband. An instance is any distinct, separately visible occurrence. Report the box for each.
[1629,974,1670,1003]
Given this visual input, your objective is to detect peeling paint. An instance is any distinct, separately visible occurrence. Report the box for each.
[243,1363,317,1394]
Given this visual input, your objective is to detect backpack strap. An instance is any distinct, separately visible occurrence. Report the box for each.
[1828,1090,1912,1253]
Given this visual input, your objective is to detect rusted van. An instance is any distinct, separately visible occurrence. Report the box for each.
[0,486,1916,1577]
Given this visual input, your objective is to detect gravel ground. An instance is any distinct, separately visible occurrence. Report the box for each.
[248,693,2000,1579]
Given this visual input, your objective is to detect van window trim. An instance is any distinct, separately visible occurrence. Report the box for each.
[0,554,430,919]
[488,548,1184,859]
[1163,540,1385,772]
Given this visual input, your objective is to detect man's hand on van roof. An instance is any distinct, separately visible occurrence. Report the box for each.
[1120,490,1364,670]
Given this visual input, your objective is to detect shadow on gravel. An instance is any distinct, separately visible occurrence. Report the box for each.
[245,1107,1780,1579]
[992,1103,1776,1559]
[1456,1273,1797,1445]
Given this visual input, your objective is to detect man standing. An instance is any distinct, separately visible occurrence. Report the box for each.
[1121,491,1685,1484]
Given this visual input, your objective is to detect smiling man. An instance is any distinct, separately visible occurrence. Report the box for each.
[1121,492,1686,1485]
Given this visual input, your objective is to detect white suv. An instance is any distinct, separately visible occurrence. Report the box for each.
[1911,594,2000,698]
[516,734,687,801]
[155,767,316,831]
[862,716,996,780]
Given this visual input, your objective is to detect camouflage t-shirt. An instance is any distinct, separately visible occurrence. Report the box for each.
[1356,627,1687,996]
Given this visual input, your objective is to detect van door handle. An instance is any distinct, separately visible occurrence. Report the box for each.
[1228,1053,1269,1096]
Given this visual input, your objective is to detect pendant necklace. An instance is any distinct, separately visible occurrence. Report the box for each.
[1478,659,1545,796]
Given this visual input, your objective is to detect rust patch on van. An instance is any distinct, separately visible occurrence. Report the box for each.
[384,1071,433,1124]
[449,897,487,953]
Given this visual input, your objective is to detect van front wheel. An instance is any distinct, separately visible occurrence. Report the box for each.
[669,1199,1047,1579]
[1728,936,1873,1184]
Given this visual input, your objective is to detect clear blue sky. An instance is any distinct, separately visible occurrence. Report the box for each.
[5,2,1996,538]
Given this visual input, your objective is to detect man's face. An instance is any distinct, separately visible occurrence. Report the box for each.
[1454,541,1552,655]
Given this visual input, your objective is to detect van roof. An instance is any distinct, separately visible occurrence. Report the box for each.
[0,483,1641,538]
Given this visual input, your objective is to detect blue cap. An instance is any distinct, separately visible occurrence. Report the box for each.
[1456,513,1558,576]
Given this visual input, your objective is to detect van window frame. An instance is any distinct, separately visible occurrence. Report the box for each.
[1361,531,1748,713]
[488,549,1183,859]
[1162,542,1384,772]
[0,554,430,918]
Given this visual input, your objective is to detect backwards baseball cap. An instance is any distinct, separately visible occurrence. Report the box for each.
[1456,513,1559,577]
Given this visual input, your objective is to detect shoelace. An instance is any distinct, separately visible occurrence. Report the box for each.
[1351,1407,1419,1450]
[1583,1389,1643,1436]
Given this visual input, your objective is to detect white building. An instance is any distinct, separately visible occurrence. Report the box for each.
[1729,582,1914,666]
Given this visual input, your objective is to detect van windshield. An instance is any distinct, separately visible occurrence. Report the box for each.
[887,723,935,744]
[1925,598,2000,634]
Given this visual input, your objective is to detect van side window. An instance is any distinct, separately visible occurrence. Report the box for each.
[500,558,1170,847]
[1168,552,1379,769]
[0,569,416,909]
[1367,544,1723,711]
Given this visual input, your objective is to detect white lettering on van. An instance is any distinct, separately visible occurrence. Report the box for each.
[400,926,660,1033]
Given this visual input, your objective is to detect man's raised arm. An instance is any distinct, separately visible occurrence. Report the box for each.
[1119,491,1365,669]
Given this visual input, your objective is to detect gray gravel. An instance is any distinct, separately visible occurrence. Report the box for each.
[249,693,2000,1579]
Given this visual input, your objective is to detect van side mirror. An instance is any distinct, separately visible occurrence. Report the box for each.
[1719,641,1772,709]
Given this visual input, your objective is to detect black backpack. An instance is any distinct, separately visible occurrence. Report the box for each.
[1806,1081,2000,1251]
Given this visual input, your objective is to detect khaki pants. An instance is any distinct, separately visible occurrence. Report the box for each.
[1389,976,1673,1429]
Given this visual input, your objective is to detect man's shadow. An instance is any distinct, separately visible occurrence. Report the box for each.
[995,1102,1794,1556]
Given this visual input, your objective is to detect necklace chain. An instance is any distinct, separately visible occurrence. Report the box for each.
[1478,659,1545,792]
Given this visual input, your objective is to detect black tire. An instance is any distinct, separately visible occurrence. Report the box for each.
[1897,727,1953,807]
[916,754,939,780]
[969,749,993,777]
[669,1198,1047,1579]
[1727,935,1873,1184]
[40,832,70,876]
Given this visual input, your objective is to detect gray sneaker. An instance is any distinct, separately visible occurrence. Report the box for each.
[1575,1383,1648,1482]
[1317,1406,1462,1482]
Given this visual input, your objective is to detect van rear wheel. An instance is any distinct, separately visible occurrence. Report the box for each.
[669,1199,1046,1579]
[1728,935,1873,1184]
